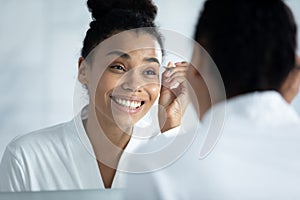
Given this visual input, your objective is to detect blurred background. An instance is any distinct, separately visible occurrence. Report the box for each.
[0,0,300,159]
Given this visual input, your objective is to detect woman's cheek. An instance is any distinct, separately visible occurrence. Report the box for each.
[151,84,160,97]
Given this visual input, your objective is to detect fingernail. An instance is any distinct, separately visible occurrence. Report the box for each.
[167,62,174,67]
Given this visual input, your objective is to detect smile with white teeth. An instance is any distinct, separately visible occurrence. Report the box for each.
[111,96,144,109]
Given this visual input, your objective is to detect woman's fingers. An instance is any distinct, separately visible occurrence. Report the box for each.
[164,75,187,89]
[159,61,190,133]
[164,71,186,82]
[162,61,189,89]
[163,63,189,77]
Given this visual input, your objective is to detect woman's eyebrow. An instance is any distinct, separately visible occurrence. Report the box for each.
[106,50,130,59]
[143,57,160,65]
[106,50,160,65]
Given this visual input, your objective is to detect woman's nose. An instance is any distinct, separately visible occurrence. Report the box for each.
[121,70,144,92]
[121,82,143,92]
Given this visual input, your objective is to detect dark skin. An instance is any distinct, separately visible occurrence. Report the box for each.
[280,56,300,103]
[159,61,189,132]
[78,32,189,188]
[98,161,118,188]
[82,119,125,188]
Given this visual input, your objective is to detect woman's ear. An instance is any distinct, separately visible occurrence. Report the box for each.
[297,55,300,69]
[279,55,300,103]
[78,57,88,85]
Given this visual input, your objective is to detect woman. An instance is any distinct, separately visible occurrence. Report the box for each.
[125,0,300,199]
[0,0,189,191]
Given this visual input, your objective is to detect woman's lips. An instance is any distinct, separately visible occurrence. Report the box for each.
[110,96,145,114]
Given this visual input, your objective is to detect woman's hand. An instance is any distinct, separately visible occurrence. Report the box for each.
[158,61,190,133]
[280,56,300,104]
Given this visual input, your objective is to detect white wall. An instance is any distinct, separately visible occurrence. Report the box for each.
[0,0,300,159]
[0,0,91,158]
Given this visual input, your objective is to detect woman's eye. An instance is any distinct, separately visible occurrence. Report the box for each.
[144,69,157,75]
[110,65,126,72]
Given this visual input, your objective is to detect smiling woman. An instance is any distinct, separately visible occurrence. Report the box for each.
[79,33,162,132]
[0,0,189,191]
[77,30,164,188]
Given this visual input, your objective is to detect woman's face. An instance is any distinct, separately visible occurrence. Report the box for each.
[79,31,162,128]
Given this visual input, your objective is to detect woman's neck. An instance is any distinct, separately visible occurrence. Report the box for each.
[83,104,133,188]
[84,104,132,168]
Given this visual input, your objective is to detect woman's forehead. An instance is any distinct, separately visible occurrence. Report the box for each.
[97,31,160,52]
[87,35,161,64]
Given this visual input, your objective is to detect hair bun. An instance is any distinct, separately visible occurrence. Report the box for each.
[87,0,157,21]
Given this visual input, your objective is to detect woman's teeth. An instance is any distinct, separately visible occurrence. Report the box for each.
[114,97,143,109]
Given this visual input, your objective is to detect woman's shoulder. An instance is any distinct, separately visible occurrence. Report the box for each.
[6,119,76,157]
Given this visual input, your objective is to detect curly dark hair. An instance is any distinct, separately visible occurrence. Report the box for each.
[81,0,163,59]
[195,0,297,98]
